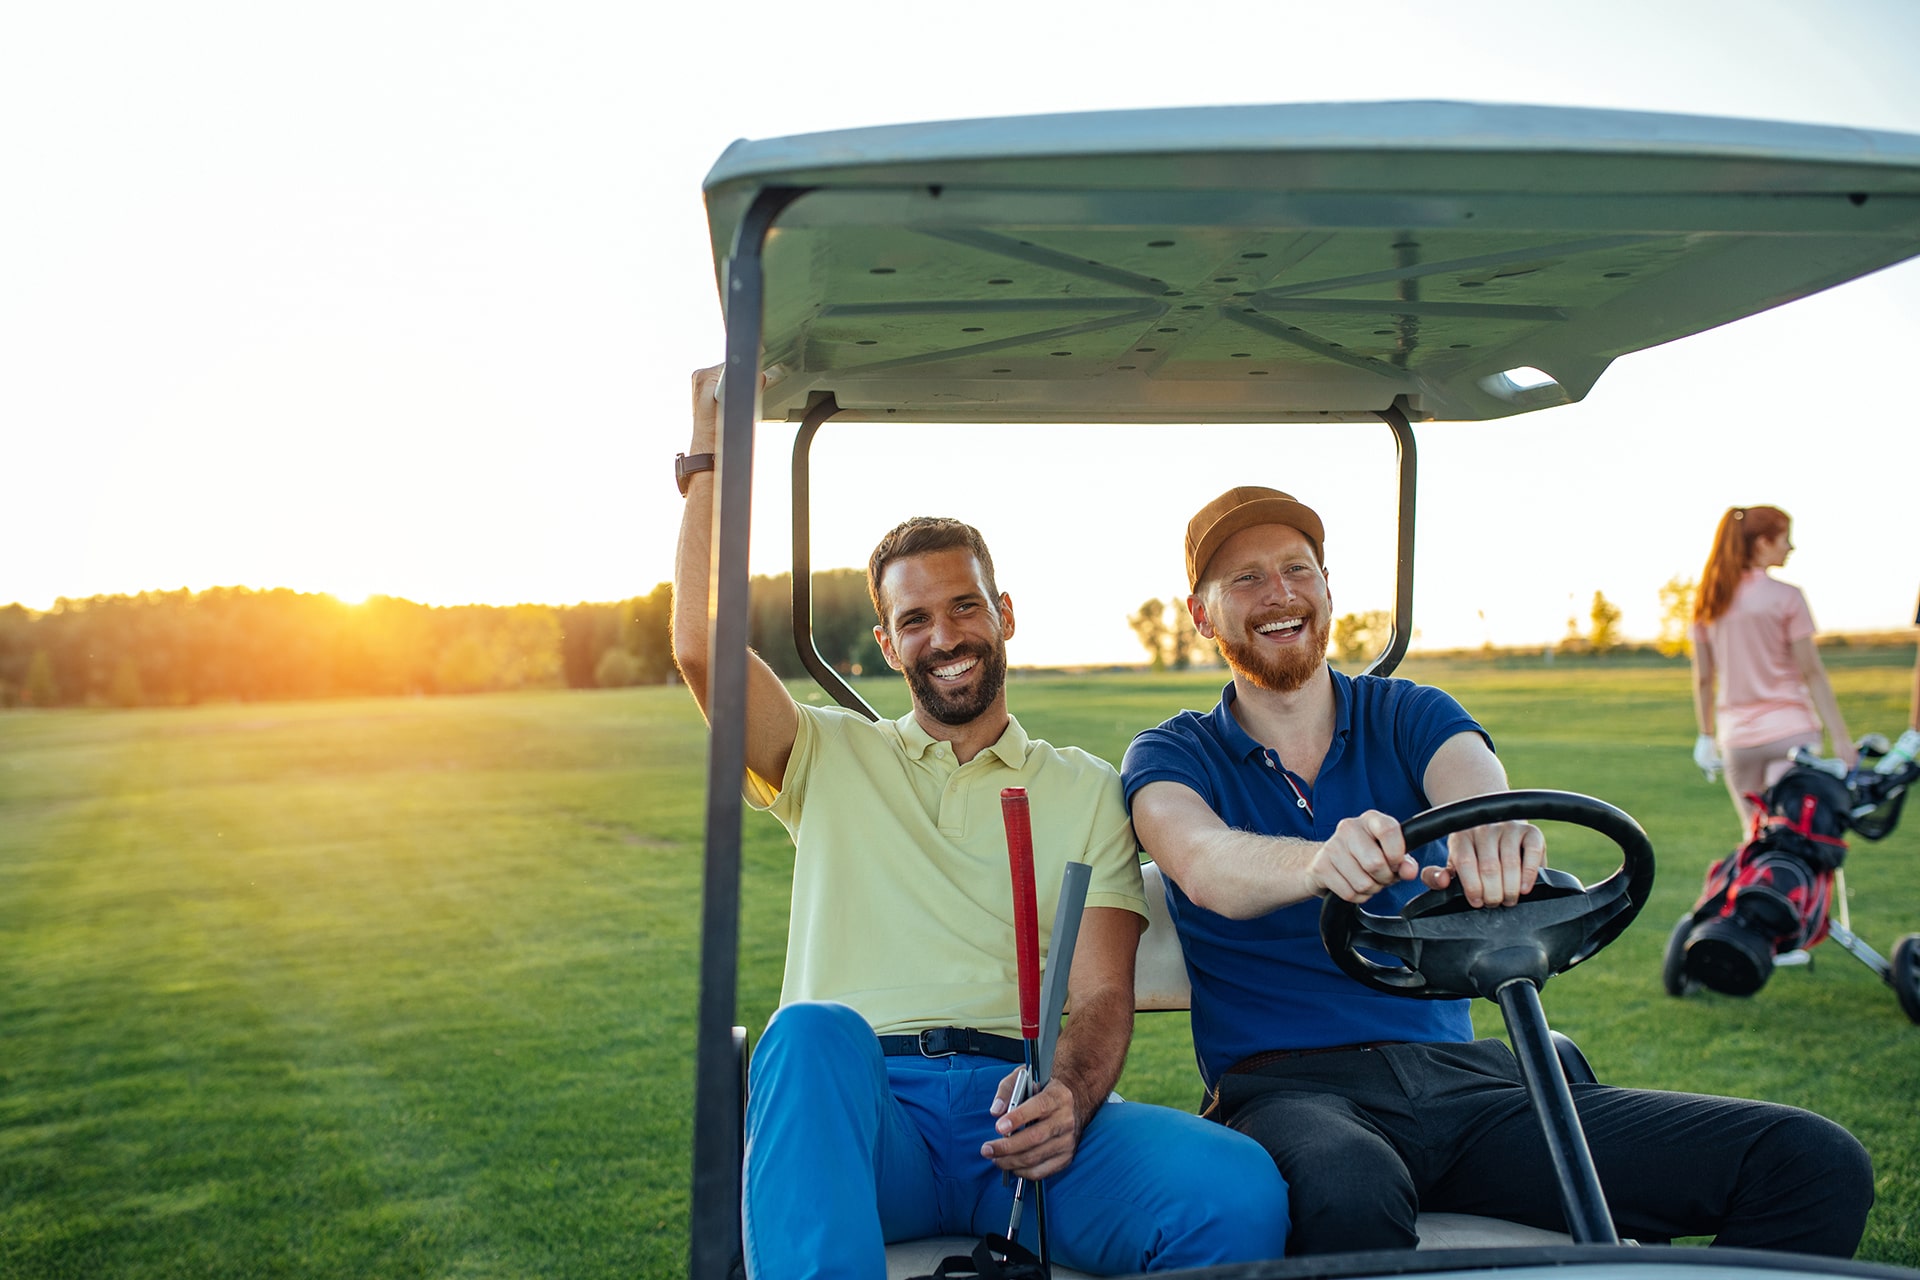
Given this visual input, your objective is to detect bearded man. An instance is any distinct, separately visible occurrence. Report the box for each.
[671,370,1287,1279]
[1120,486,1874,1258]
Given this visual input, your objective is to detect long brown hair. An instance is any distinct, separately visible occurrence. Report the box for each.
[1693,505,1790,624]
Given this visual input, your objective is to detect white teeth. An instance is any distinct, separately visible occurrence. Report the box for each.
[1256,618,1304,635]
[932,657,977,679]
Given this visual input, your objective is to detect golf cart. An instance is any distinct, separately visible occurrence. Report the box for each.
[691,101,1920,1279]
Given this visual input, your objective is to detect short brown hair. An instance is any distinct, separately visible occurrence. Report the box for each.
[867,517,999,623]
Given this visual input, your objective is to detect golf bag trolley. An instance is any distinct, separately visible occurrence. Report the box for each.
[1663,738,1920,1023]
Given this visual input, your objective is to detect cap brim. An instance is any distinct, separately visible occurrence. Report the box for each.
[1191,499,1325,588]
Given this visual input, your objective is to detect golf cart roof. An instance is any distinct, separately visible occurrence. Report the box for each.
[704,100,1920,424]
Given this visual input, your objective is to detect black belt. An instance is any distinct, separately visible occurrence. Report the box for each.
[1203,1041,1405,1119]
[878,1027,1027,1063]
[1226,1041,1402,1075]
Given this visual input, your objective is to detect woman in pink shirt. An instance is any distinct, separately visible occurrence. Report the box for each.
[1689,504,1856,832]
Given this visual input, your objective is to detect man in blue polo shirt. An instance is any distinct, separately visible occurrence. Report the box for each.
[1121,485,1874,1257]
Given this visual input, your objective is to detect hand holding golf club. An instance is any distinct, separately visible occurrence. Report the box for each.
[997,787,1052,1271]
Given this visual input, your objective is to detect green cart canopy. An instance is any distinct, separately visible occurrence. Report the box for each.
[705,100,1920,426]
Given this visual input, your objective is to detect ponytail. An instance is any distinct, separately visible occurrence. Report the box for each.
[1694,505,1790,624]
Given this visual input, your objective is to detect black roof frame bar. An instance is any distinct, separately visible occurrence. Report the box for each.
[786,404,1418,710]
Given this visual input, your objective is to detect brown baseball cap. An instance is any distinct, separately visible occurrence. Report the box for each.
[1185,486,1325,589]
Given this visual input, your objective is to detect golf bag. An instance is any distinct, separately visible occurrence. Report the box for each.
[1676,765,1852,996]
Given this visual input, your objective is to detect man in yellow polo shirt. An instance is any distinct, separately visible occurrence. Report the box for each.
[672,365,1287,1278]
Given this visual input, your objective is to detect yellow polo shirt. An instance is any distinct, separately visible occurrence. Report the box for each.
[745,703,1146,1037]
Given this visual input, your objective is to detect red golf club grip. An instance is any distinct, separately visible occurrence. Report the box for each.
[1001,787,1041,1040]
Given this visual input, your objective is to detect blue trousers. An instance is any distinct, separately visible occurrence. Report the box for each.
[743,1002,1289,1279]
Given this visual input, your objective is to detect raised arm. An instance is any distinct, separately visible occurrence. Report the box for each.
[670,365,799,789]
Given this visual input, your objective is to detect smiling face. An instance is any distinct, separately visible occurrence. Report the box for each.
[873,546,1014,728]
[1190,522,1331,694]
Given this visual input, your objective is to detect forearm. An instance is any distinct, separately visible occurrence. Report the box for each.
[669,470,717,705]
[1908,651,1920,731]
[1168,824,1325,919]
[1691,659,1716,737]
[1793,638,1852,758]
[1808,669,1853,756]
[1049,986,1133,1131]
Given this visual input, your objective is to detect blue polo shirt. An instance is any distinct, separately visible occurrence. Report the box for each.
[1121,673,1490,1088]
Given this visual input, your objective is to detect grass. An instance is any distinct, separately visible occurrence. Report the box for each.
[2,654,1918,1274]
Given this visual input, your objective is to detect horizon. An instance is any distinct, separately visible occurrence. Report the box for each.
[9,571,1914,665]
[7,1,1920,669]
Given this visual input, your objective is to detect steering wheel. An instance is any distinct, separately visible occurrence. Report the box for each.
[1319,790,1655,1000]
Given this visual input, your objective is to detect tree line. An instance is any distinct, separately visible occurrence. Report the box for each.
[1123,577,1702,670]
[0,570,887,710]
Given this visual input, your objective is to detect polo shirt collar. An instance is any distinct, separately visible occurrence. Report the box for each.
[894,709,1030,768]
[1209,670,1356,764]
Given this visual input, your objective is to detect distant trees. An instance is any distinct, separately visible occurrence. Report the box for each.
[1127,598,1215,670]
[565,586,674,689]
[746,569,887,680]
[1588,591,1624,655]
[0,571,890,710]
[1332,610,1394,666]
[1127,600,1170,670]
[1656,575,1697,658]
[1554,590,1624,657]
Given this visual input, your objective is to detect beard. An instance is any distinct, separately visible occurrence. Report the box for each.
[1216,607,1331,694]
[904,639,1009,726]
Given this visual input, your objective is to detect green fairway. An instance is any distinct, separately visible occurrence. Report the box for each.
[3,654,1918,1275]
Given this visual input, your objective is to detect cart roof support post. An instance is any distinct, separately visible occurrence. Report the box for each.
[791,395,880,720]
[691,185,807,1280]
[1363,405,1417,680]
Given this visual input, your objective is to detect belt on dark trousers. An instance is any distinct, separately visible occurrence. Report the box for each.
[1225,1041,1403,1076]
[878,1027,1027,1063]
[1202,1041,1403,1118]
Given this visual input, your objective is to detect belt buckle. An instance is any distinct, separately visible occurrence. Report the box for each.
[917,1028,957,1058]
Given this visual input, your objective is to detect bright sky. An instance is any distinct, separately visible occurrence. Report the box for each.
[6,1,1920,667]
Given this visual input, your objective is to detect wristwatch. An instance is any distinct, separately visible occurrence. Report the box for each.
[675,452,716,496]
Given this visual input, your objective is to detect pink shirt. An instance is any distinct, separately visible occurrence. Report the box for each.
[1692,569,1819,749]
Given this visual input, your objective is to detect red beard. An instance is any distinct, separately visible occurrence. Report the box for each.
[1215,608,1331,693]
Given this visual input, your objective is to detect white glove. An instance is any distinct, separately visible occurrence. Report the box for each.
[1693,734,1723,782]
[1876,727,1920,775]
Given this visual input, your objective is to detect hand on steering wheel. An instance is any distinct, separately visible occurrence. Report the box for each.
[1319,790,1655,1000]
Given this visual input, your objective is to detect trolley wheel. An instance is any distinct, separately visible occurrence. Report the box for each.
[1890,934,1920,1025]
[1662,913,1695,997]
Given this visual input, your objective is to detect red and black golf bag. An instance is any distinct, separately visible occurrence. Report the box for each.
[1674,765,1854,996]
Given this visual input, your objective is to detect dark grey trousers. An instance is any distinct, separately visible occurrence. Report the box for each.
[1212,1039,1873,1257]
